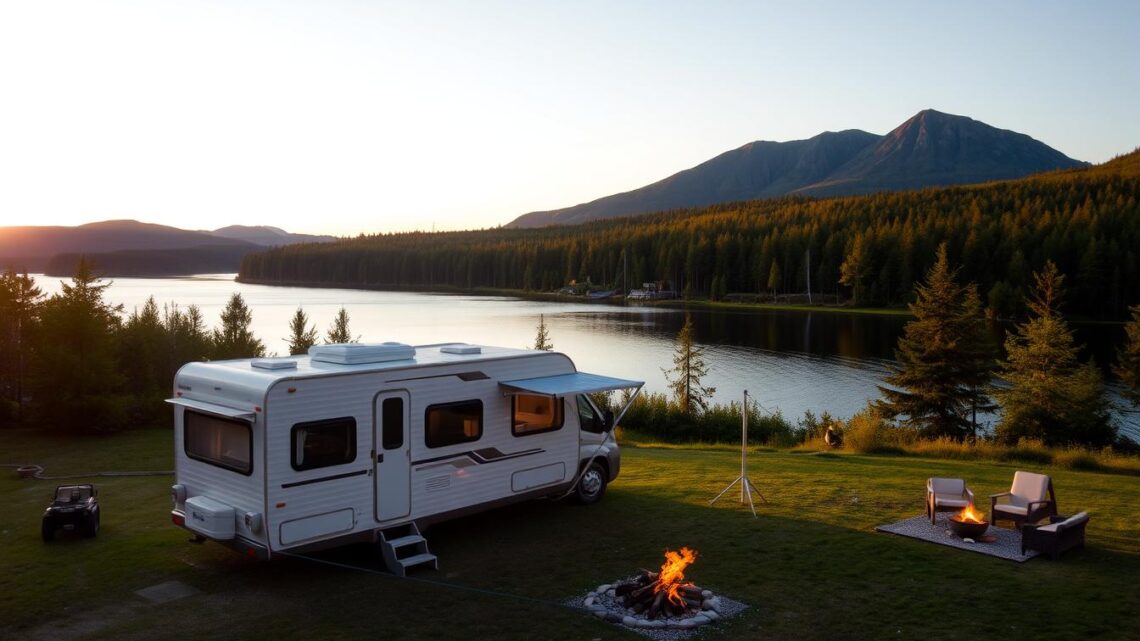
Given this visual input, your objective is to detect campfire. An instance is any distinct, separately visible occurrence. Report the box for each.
[581,546,740,632]
[616,547,702,619]
[948,504,989,539]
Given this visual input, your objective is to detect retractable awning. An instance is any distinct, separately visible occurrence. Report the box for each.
[500,372,643,397]
[166,397,257,422]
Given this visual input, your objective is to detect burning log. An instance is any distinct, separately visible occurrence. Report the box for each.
[647,591,666,619]
[581,546,730,631]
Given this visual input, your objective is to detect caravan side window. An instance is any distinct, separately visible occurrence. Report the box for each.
[512,394,563,436]
[425,400,482,448]
[185,410,253,475]
[291,418,357,471]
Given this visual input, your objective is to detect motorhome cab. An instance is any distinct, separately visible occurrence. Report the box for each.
[168,342,641,574]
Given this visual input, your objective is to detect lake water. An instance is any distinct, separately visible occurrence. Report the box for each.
[31,273,1139,440]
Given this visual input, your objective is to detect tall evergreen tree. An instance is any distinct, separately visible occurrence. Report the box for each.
[533,314,552,351]
[117,296,168,397]
[211,293,266,359]
[875,244,995,439]
[664,313,715,414]
[839,232,871,305]
[286,306,319,355]
[993,262,1115,446]
[31,258,126,432]
[0,269,43,424]
[163,303,211,371]
[325,307,359,344]
[1115,304,1140,407]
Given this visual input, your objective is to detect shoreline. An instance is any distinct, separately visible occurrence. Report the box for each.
[234,276,915,317]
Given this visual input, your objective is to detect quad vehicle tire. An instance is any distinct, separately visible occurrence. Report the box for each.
[83,512,100,538]
[42,520,55,542]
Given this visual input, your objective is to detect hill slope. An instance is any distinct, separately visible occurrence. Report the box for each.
[207,225,336,246]
[507,109,1087,228]
[0,219,335,274]
[0,220,256,272]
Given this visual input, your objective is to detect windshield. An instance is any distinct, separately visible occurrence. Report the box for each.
[54,486,92,503]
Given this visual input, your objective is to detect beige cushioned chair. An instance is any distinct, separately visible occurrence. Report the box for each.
[926,478,975,524]
[990,471,1057,528]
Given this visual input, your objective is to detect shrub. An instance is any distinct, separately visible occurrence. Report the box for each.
[614,391,794,445]
[1052,449,1103,471]
[844,408,911,453]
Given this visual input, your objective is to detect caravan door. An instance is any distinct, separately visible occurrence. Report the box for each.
[374,390,411,521]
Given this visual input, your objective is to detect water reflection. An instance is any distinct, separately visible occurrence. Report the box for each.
[32,274,1137,440]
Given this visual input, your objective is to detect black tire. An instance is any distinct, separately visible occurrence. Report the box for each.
[42,520,55,542]
[574,462,608,504]
[83,511,100,538]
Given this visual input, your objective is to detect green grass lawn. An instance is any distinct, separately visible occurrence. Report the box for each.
[2,429,1138,640]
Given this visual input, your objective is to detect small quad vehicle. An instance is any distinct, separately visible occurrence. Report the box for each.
[42,484,100,541]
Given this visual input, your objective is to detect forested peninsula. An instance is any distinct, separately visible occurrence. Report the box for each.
[239,151,1140,319]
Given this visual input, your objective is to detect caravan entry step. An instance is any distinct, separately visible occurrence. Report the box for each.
[377,523,437,577]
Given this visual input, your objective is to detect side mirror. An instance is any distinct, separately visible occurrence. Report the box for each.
[603,410,615,432]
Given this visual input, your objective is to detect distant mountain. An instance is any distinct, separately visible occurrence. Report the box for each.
[0,219,334,275]
[207,225,336,246]
[43,245,256,277]
[794,110,1089,197]
[506,109,1087,228]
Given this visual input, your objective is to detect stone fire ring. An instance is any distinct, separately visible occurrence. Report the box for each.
[571,578,748,638]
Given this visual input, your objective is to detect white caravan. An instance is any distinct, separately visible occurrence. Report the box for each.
[168,342,641,573]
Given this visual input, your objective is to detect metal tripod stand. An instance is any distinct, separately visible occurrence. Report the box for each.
[709,390,766,517]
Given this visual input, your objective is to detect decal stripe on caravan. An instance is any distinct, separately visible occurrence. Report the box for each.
[413,447,544,470]
[281,468,370,489]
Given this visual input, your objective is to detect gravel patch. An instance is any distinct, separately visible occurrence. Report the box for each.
[566,577,748,639]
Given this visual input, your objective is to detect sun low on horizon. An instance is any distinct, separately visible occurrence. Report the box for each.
[0,0,1138,237]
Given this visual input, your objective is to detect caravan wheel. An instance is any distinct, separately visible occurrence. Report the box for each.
[574,462,607,504]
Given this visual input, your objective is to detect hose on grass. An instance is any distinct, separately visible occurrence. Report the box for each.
[1,463,172,480]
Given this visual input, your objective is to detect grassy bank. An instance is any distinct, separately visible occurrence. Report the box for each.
[3,428,1139,640]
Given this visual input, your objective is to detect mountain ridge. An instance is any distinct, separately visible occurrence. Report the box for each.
[0,219,335,274]
[506,109,1087,228]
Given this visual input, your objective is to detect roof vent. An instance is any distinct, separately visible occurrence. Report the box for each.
[251,358,298,370]
[441,345,481,355]
[309,342,416,365]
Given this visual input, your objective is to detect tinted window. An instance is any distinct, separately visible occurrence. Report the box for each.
[291,417,357,471]
[185,410,253,475]
[425,400,483,448]
[577,395,603,434]
[382,398,404,450]
[512,394,564,436]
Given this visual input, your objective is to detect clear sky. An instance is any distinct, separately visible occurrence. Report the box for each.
[1,1,1137,236]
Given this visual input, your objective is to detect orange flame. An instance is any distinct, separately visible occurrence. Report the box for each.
[956,504,986,524]
[655,547,698,606]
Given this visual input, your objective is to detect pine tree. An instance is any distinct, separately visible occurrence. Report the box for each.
[767,261,781,297]
[117,296,167,396]
[959,284,999,439]
[0,269,43,424]
[664,313,715,414]
[533,314,552,351]
[875,244,995,439]
[994,262,1115,446]
[31,258,126,432]
[325,307,359,344]
[839,233,871,305]
[1115,304,1140,407]
[163,302,211,371]
[286,306,319,355]
[210,293,266,359]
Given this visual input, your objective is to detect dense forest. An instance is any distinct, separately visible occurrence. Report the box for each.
[240,153,1140,319]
